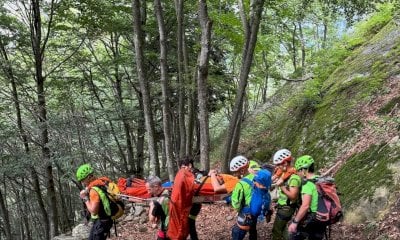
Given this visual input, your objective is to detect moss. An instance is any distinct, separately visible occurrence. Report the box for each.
[335,144,400,208]
[210,16,400,216]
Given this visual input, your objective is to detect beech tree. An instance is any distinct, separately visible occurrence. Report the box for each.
[223,0,266,171]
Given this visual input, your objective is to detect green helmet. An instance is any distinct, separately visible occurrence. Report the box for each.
[249,160,261,171]
[295,155,314,170]
[76,164,93,181]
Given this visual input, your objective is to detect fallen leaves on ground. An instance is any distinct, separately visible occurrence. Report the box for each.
[111,201,400,240]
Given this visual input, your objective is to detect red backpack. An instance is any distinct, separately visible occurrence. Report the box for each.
[311,177,343,225]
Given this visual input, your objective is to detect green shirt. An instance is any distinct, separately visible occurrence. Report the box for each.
[301,176,319,213]
[158,189,170,229]
[277,174,301,206]
[231,174,255,211]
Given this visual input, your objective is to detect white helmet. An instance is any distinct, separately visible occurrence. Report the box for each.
[273,149,292,165]
[230,155,249,172]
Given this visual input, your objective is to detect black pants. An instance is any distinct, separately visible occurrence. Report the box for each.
[89,218,113,240]
[290,221,326,240]
[248,218,257,240]
[188,203,202,240]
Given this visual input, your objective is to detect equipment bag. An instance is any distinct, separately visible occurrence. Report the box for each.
[240,170,272,218]
[310,176,343,225]
[90,177,125,220]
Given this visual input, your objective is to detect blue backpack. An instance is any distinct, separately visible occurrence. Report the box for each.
[240,169,272,217]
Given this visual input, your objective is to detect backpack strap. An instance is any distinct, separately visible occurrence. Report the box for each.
[194,176,209,196]
[240,177,254,188]
[238,178,253,212]
[91,186,112,219]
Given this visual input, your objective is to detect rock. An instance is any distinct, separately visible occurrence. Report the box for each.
[52,234,78,240]
[139,226,148,232]
[124,215,134,221]
[139,216,148,224]
[226,215,234,221]
[132,216,140,223]
[133,205,145,216]
[72,223,91,240]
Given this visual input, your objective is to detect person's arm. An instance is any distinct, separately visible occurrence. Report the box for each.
[80,189,100,215]
[288,194,311,233]
[231,183,243,211]
[209,170,226,193]
[280,185,299,201]
[148,201,159,225]
[279,177,300,201]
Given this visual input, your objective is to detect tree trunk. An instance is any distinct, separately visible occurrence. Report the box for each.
[262,50,269,103]
[30,0,59,237]
[223,0,265,172]
[197,0,212,171]
[0,188,12,240]
[132,0,160,176]
[155,0,175,181]
[322,21,328,49]
[14,181,33,240]
[22,182,33,240]
[111,34,135,173]
[56,166,73,233]
[291,22,297,71]
[298,21,306,69]
[186,69,197,156]
[174,0,187,159]
[136,91,146,176]
[183,25,193,157]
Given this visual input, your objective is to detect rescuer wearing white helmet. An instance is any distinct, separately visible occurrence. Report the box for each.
[271,149,301,240]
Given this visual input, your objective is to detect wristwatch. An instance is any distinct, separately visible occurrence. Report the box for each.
[292,219,299,224]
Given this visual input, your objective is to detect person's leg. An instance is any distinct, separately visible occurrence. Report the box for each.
[89,219,112,240]
[306,222,326,240]
[231,224,247,240]
[188,203,202,240]
[289,225,308,240]
[272,206,296,240]
[248,216,257,240]
[188,218,198,240]
[289,231,306,240]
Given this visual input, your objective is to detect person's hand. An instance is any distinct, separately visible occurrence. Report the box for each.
[288,222,297,233]
[208,169,217,176]
[79,188,89,200]
[275,178,284,186]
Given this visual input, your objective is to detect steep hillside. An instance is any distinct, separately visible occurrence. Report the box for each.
[119,15,400,240]
[233,17,400,237]
[57,12,400,240]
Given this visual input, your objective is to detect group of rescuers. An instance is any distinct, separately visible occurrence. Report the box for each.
[76,149,327,240]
